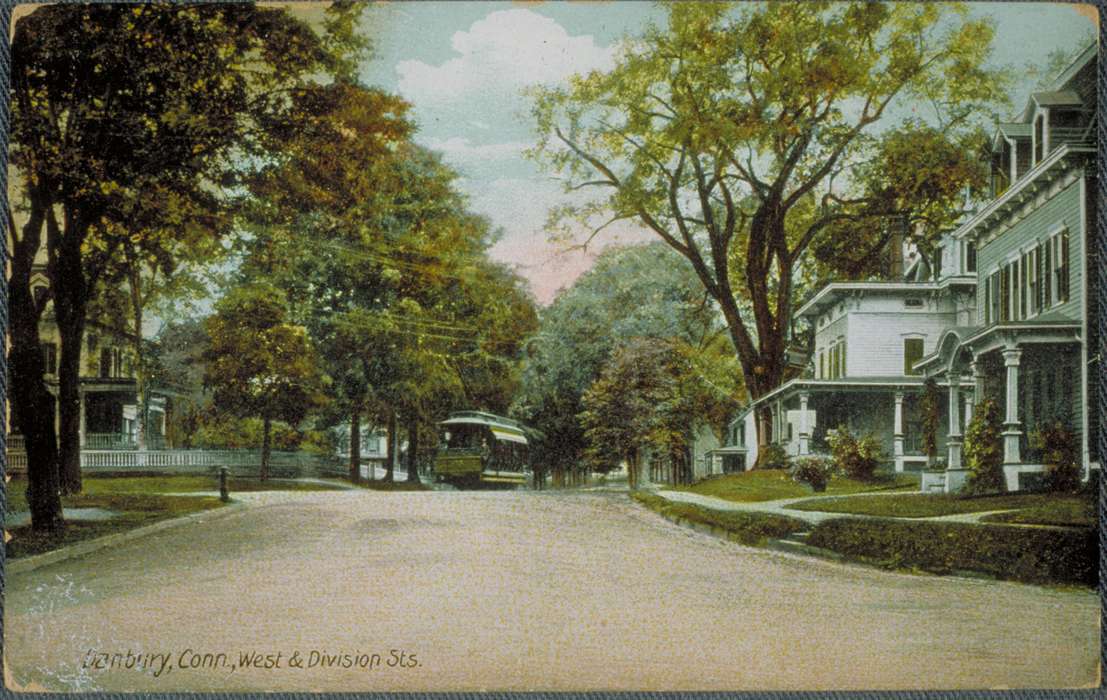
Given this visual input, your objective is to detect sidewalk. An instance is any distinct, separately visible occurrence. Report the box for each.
[645,487,1023,526]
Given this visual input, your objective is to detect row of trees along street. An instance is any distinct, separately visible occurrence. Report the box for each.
[8,2,1033,531]
[8,4,536,532]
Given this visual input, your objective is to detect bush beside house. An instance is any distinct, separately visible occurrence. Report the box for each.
[828,426,883,481]
[963,399,1004,494]
[790,456,834,492]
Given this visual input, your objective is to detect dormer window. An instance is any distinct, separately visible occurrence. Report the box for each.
[992,140,1013,197]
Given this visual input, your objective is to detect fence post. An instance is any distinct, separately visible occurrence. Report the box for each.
[219,467,230,502]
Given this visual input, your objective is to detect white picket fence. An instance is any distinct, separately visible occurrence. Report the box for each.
[5,447,344,478]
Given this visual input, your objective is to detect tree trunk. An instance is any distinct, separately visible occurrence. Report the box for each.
[55,314,85,494]
[260,415,272,481]
[626,449,638,490]
[349,406,361,483]
[384,409,397,483]
[126,250,148,451]
[406,416,420,483]
[8,201,64,531]
[50,210,91,496]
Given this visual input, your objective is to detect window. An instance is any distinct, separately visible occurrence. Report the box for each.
[1052,228,1069,304]
[1026,248,1039,316]
[986,270,1001,325]
[32,285,48,308]
[100,347,112,378]
[964,241,977,273]
[818,350,825,379]
[904,338,924,376]
[1034,113,1045,163]
[41,343,57,375]
[999,264,1012,322]
[1041,239,1052,308]
[838,340,847,378]
[933,248,943,279]
[904,298,924,309]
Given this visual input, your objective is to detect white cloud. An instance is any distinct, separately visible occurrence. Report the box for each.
[396,9,616,109]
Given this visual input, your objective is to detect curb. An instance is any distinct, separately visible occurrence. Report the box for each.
[6,500,249,575]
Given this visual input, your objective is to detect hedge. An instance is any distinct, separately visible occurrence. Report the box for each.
[807,518,1096,587]
[631,491,806,546]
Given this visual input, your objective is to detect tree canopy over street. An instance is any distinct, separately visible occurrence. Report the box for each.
[530,2,1009,443]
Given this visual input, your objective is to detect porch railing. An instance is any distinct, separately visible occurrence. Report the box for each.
[84,433,168,450]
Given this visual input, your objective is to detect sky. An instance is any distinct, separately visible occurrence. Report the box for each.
[353,1,1097,305]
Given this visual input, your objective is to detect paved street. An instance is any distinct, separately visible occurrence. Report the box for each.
[5,489,1098,692]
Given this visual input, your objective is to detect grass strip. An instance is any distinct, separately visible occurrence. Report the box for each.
[6,496,224,559]
[671,469,916,503]
[980,499,1096,528]
[632,491,806,546]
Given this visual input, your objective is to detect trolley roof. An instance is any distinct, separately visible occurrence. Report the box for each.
[440,411,529,445]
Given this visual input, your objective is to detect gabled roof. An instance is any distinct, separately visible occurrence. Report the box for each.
[1031,90,1083,108]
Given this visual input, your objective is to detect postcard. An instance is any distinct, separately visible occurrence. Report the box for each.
[3,1,1100,692]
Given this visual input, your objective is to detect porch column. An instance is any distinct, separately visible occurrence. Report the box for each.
[947,377,962,469]
[78,387,87,448]
[893,391,905,473]
[971,358,985,404]
[797,392,810,456]
[1002,347,1022,464]
[775,399,784,445]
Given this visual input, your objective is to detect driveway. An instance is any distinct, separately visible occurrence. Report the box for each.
[4,489,1098,691]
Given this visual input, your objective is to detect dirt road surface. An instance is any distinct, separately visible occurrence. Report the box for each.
[4,489,1098,691]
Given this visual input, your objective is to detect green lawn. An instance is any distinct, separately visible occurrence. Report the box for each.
[4,475,350,560]
[980,498,1096,528]
[788,491,1094,524]
[6,493,226,559]
[4,474,345,514]
[670,469,916,503]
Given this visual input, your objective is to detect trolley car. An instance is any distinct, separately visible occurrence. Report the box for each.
[433,411,532,488]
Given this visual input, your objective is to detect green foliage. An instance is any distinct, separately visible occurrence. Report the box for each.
[631,492,805,546]
[516,242,740,474]
[203,283,325,429]
[827,425,883,481]
[1033,422,1081,493]
[964,399,1004,494]
[530,2,1009,402]
[920,378,942,461]
[757,443,791,470]
[807,518,1096,587]
[789,456,834,492]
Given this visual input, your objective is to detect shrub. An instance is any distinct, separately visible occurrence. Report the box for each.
[631,491,805,545]
[920,378,942,463]
[790,456,834,492]
[963,398,1004,494]
[827,425,883,481]
[807,517,1096,587]
[1033,422,1080,493]
[757,443,791,470]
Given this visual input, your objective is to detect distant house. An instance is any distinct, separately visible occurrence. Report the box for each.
[7,259,171,468]
[719,44,1098,493]
[333,422,391,478]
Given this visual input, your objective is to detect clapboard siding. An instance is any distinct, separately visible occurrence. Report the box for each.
[975,176,1084,324]
[846,312,955,377]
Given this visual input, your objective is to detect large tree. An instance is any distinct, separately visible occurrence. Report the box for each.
[530,2,1007,447]
[203,284,325,480]
[8,3,362,523]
